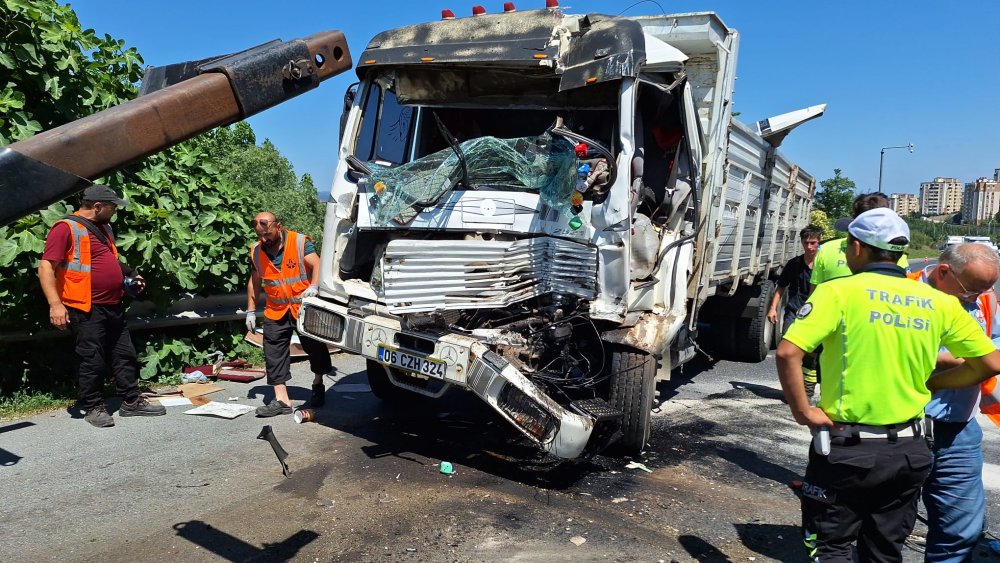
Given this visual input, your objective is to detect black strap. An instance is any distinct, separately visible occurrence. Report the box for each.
[64,216,112,248]
[63,216,134,276]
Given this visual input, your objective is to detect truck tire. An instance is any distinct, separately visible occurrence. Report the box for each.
[366,359,409,403]
[735,279,776,362]
[608,347,657,455]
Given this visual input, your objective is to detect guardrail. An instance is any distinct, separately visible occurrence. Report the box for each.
[0,292,248,343]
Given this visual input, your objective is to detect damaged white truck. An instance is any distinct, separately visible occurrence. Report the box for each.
[298,6,822,459]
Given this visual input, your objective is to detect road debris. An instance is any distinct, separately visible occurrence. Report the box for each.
[257,425,291,478]
[625,461,653,473]
[439,461,455,475]
[611,497,628,504]
[184,402,255,419]
[570,536,586,546]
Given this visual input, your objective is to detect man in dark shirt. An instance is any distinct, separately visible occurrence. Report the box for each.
[38,185,165,427]
[768,225,822,396]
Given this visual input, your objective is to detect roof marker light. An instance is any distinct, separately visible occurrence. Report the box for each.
[441,9,455,19]
[545,0,559,8]
[504,2,516,11]
[472,5,486,15]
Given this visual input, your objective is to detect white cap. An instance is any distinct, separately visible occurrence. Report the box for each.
[848,208,910,251]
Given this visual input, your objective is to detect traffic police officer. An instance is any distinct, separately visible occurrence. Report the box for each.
[776,208,1000,562]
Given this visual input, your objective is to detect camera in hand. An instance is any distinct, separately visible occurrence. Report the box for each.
[123,276,143,298]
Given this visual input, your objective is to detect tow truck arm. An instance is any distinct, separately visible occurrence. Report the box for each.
[0,30,352,226]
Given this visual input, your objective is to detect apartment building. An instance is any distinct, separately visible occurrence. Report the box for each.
[962,170,1000,224]
[890,193,919,217]
[920,177,963,215]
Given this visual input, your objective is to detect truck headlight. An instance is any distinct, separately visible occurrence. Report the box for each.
[497,384,558,443]
[301,306,345,342]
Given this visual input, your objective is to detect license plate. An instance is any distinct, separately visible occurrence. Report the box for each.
[377,345,446,378]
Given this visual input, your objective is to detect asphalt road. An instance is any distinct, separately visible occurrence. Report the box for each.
[2,341,1000,562]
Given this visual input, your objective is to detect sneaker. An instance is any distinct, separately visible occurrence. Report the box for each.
[311,383,326,408]
[119,396,167,417]
[84,405,114,428]
[256,399,292,417]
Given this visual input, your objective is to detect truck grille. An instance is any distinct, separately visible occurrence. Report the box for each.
[381,238,598,313]
[300,305,346,344]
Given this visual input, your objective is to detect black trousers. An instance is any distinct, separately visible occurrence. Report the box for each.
[263,311,333,386]
[68,304,141,410]
[801,435,932,562]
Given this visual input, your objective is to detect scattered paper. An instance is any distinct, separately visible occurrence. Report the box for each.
[625,461,653,473]
[569,536,587,546]
[611,497,628,504]
[334,383,372,393]
[184,401,255,419]
[154,397,193,407]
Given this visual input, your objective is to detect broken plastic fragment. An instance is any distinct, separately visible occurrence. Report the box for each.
[624,461,653,473]
[439,461,455,475]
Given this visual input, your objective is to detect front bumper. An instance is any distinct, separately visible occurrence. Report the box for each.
[298,298,597,459]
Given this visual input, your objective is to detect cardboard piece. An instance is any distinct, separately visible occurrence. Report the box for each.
[177,383,224,399]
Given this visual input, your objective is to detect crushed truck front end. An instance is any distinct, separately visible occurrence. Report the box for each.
[299,8,780,458]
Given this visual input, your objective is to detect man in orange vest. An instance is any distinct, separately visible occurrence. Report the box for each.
[38,184,166,428]
[245,212,332,416]
[909,242,1000,561]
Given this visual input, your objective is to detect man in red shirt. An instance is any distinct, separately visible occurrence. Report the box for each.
[38,185,165,427]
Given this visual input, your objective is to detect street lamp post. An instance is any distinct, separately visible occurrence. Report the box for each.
[878,143,915,193]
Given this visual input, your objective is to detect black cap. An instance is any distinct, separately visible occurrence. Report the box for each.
[81,184,128,207]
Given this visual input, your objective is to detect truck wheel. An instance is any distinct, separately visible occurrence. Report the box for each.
[366,359,409,402]
[770,285,787,350]
[608,347,656,455]
[735,279,776,362]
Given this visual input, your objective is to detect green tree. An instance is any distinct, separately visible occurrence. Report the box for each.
[0,0,257,393]
[814,168,856,223]
[809,209,836,241]
[209,124,326,247]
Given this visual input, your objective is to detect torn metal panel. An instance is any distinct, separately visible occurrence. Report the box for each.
[556,15,647,91]
[600,312,677,356]
[357,10,560,77]
[381,238,598,313]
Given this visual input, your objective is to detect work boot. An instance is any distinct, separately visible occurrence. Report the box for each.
[256,399,292,417]
[84,405,114,428]
[118,395,167,416]
[311,383,326,408]
[119,396,167,417]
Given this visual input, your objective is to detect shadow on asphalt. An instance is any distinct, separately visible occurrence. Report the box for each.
[173,520,318,561]
[679,534,733,561]
[733,522,802,561]
[304,367,608,491]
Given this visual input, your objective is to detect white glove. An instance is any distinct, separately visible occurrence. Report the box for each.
[245,311,256,332]
[301,284,319,299]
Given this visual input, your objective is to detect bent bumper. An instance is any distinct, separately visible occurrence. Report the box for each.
[298,298,595,459]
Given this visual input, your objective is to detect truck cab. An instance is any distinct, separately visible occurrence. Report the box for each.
[299,6,818,458]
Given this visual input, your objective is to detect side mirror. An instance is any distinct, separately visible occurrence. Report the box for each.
[339,82,360,142]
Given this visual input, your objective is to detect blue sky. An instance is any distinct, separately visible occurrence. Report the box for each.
[70,0,1000,197]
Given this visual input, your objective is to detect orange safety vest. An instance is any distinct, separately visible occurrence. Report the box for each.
[55,215,118,313]
[909,269,1000,425]
[977,290,1000,426]
[251,230,312,321]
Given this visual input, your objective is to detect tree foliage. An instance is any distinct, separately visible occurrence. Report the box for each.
[0,0,316,395]
[205,122,326,247]
[814,168,856,222]
[809,209,836,241]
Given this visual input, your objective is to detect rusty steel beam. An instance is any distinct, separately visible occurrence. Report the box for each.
[0,30,351,226]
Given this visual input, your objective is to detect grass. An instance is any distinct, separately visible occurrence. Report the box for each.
[0,390,76,422]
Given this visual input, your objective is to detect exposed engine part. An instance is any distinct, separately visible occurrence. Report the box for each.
[455,294,607,394]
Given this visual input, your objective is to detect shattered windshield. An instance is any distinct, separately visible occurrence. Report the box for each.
[366,134,578,226]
